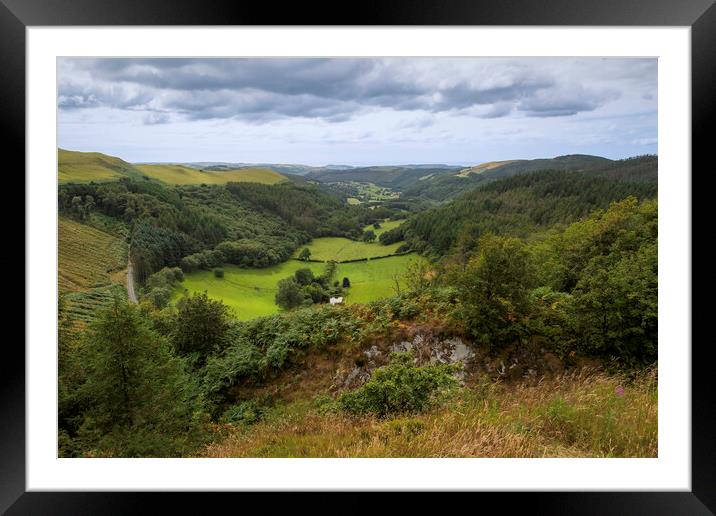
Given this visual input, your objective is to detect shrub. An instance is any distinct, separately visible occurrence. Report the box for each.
[221,400,265,426]
[338,352,459,417]
[214,268,224,278]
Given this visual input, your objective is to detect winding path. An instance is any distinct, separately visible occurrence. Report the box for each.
[127,249,138,304]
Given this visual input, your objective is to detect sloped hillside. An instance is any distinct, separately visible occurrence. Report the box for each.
[136,164,287,185]
[58,149,147,183]
[402,154,614,201]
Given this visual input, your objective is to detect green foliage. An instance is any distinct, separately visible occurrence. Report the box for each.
[70,299,207,457]
[294,268,315,286]
[214,268,224,278]
[172,292,231,366]
[58,177,365,282]
[275,278,306,310]
[456,234,535,348]
[298,247,311,261]
[222,400,266,426]
[403,160,657,256]
[338,352,459,417]
[362,229,377,243]
[143,266,185,308]
[530,197,658,364]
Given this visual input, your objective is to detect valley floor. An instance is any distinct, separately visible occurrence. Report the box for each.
[173,253,423,320]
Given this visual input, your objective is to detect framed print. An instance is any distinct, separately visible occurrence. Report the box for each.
[4,0,712,512]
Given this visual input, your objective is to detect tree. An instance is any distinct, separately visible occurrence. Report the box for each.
[403,259,437,292]
[275,278,305,310]
[294,268,315,286]
[570,242,657,364]
[76,299,206,457]
[172,292,230,366]
[298,248,311,261]
[362,230,376,243]
[457,234,535,348]
[342,277,351,288]
[373,222,381,229]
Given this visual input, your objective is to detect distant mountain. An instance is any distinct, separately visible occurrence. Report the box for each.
[401,154,615,201]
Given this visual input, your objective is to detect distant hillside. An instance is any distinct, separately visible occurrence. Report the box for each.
[58,149,146,183]
[402,154,614,201]
[180,162,355,176]
[136,164,287,185]
[306,166,458,190]
[400,155,658,256]
[58,150,290,185]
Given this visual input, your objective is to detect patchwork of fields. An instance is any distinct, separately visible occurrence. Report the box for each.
[136,164,287,185]
[174,253,421,321]
[59,217,128,325]
[59,217,127,293]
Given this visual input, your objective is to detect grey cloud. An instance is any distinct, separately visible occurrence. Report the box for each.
[517,86,617,117]
[58,58,652,123]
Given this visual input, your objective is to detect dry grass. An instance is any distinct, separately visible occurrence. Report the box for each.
[202,368,657,458]
[58,217,127,293]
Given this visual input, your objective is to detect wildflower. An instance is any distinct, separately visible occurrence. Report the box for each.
[615,385,625,397]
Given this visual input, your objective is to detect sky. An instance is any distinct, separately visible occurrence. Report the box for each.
[58,57,657,166]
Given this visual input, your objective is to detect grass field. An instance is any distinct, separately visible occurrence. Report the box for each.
[173,254,421,320]
[58,217,127,293]
[58,148,145,183]
[293,236,403,262]
[136,164,287,185]
[363,219,403,237]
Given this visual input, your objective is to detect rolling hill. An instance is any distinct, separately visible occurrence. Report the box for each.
[135,164,287,185]
[401,154,616,201]
[58,149,289,185]
[58,149,146,183]
[402,155,658,255]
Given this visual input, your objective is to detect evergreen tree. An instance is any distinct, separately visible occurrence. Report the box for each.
[77,299,206,457]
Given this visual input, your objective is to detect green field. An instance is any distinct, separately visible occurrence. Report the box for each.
[363,219,403,237]
[173,254,421,321]
[59,148,145,183]
[293,236,402,262]
[136,164,287,185]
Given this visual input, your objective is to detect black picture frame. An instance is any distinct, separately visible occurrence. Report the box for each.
[3,0,711,513]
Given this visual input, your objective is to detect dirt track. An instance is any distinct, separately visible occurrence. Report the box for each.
[126,251,137,304]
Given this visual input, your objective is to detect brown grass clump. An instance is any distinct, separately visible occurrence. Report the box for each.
[202,367,657,458]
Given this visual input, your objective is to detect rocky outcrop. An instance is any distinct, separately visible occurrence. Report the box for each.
[331,329,566,392]
[332,331,475,391]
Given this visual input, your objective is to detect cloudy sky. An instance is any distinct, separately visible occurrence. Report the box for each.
[58,57,657,166]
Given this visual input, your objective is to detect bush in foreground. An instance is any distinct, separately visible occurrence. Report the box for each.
[338,352,459,417]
